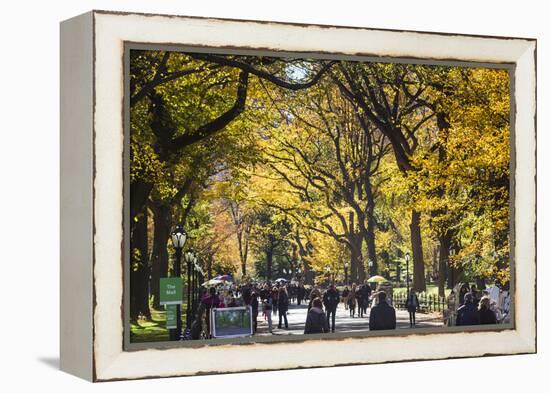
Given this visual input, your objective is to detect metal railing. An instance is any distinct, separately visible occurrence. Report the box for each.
[393,292,447,313]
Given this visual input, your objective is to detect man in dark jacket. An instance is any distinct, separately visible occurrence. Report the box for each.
[359,283,372,317]
[277,287,289,329]
[369,292,396,330]
[250,293,259,333]
[456,293,480,326]
[323,284,340,332]
[242,285,252,306]
[304,298,329,334]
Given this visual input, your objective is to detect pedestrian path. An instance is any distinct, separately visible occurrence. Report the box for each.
[256,302,443,336]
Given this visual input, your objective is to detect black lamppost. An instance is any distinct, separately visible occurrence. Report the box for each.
[193,261,203,320]
[170,225,187,341]
[405,252,411,295]
[184,249,195,329]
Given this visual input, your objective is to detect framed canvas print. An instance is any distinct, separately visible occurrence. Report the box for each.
[60,10,536,381]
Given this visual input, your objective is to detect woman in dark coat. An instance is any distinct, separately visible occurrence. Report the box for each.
[478,296,497,324]
[342,286,350,310]
[251,293,259,333]
[348,284,357,317]
[459,284,470,305]
[277,287,289,329]
[405,289,420,327]
[304,298,329,334]
[456,293,480,326]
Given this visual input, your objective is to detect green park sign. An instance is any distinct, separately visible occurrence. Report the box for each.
[159,277,183,305]
[165,304,177,329]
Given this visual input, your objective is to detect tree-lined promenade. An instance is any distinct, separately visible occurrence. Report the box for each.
[129,50,511,340]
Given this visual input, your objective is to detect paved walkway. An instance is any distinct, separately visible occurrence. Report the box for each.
[255,301,443,336]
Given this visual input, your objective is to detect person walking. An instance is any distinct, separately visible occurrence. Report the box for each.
[458,284,470,305]
[405,289,420,327]
[304,297,329,334]
[297,284,305,306]
[342,286,350,310]
[478,296,497,324]
[261,286,274,333]
[277,286,289,329]
[308,286,322,310]
[348,284,357,317]
[250,292,259,333]
[271,285,279,316]
[356,285,365,318]
[200,287,221,338]
[242,284,252,306]
[322,284,340,332]
[470,284,481,307]
[360,283,372,317]
[456,293,480,326]
[369,292,396,331]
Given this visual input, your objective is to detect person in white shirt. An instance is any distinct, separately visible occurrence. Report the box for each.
[486,280,501,304]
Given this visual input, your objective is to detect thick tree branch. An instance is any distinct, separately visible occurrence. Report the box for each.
[169,70,250,151]
[188,53,336,90]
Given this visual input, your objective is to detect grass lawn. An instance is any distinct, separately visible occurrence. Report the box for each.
[130,303,188,343]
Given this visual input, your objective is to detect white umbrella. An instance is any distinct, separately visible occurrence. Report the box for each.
[202,278,224,287]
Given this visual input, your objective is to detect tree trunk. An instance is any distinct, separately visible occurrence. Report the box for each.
[447,246,461,289]
[206,256,213,280]
[476,277,486,290]
[237,227,250,277]
[130,180,153,233]
[349,232,365,284]
[266,249,273,280]
[410,209,426,292]
[355,244,366,284]
[347,211,364,284]
[150,202,171,309]
[438,234,450,297]
[130,210,151,322]
[364,179,378,276]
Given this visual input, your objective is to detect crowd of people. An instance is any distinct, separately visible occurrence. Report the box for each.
[302,283,398,333]
[446,280,512,326]
[194,280,400,337]
[191,278,508,339]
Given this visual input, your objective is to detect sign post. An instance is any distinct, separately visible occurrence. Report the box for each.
[160,278,183,336]
[165,305,178,329]
[160,277,183,305]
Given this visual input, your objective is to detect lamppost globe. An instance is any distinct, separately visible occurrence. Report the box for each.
[405,253,410,262]
[185,249,194,263]
[171,226,187,249]
[169,225,187,341]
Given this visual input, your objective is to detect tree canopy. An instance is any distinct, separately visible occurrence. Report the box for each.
[128,49,511,320]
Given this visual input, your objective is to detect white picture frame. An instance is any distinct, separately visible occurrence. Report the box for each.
[60,10,536,381]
